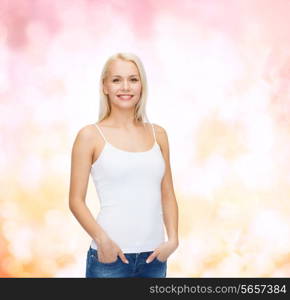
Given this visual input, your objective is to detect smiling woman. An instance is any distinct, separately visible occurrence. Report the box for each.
[100,57,144,120]
[69,52,179,278]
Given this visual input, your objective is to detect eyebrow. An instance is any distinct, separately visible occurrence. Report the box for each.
[111,74,139,77]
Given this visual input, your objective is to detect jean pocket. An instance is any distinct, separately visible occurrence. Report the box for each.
[155,257,167,264]
[90,253,119,265]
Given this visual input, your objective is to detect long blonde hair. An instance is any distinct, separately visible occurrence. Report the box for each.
[98,52,150,125]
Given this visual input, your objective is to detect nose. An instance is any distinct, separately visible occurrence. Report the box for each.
[121,79,130,91]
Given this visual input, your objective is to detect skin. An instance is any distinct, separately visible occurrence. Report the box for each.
[69,59,179,265]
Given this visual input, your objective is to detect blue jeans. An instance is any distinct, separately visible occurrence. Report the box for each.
[85,246,167,278]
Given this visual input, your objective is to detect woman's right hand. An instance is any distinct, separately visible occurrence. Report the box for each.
[96,234,129,264]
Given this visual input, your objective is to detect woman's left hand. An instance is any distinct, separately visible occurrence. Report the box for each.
[146,240,178,263]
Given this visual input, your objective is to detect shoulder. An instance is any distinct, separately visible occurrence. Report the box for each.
[151,123,170,152]
[73,124,97,148]
[76,124,96,139]
[152,123,168,138]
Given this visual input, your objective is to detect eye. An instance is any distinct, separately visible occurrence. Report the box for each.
[112,78,139,82]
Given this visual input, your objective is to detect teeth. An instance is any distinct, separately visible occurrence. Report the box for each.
[118,95,133,99]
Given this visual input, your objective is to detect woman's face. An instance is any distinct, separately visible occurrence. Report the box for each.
[103,59,142,109]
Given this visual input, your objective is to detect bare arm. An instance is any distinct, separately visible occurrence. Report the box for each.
[68,126,107,244]
[158,125,179,246]
[146,124,179,263]
[68,125,128,263]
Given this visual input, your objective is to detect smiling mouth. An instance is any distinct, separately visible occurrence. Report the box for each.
[117,95,133,100]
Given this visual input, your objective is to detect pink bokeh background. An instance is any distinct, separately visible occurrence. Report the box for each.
[1,0,290,277]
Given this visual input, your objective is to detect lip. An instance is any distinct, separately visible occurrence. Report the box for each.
[117,94,134,101]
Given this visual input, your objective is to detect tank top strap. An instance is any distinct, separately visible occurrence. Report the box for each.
[150,123,156,143]
[94,123,108,143]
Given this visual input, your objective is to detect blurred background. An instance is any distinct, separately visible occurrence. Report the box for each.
[1,0,290,277]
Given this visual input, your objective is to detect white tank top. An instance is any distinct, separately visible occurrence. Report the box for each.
[90,122,166,253]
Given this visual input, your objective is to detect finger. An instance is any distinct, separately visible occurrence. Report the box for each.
[119,252,129,264]
[146,252,157,263]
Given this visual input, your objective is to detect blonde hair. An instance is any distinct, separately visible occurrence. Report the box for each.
[98,52,150,125]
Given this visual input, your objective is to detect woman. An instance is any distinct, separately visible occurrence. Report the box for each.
[69,52,179,278]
